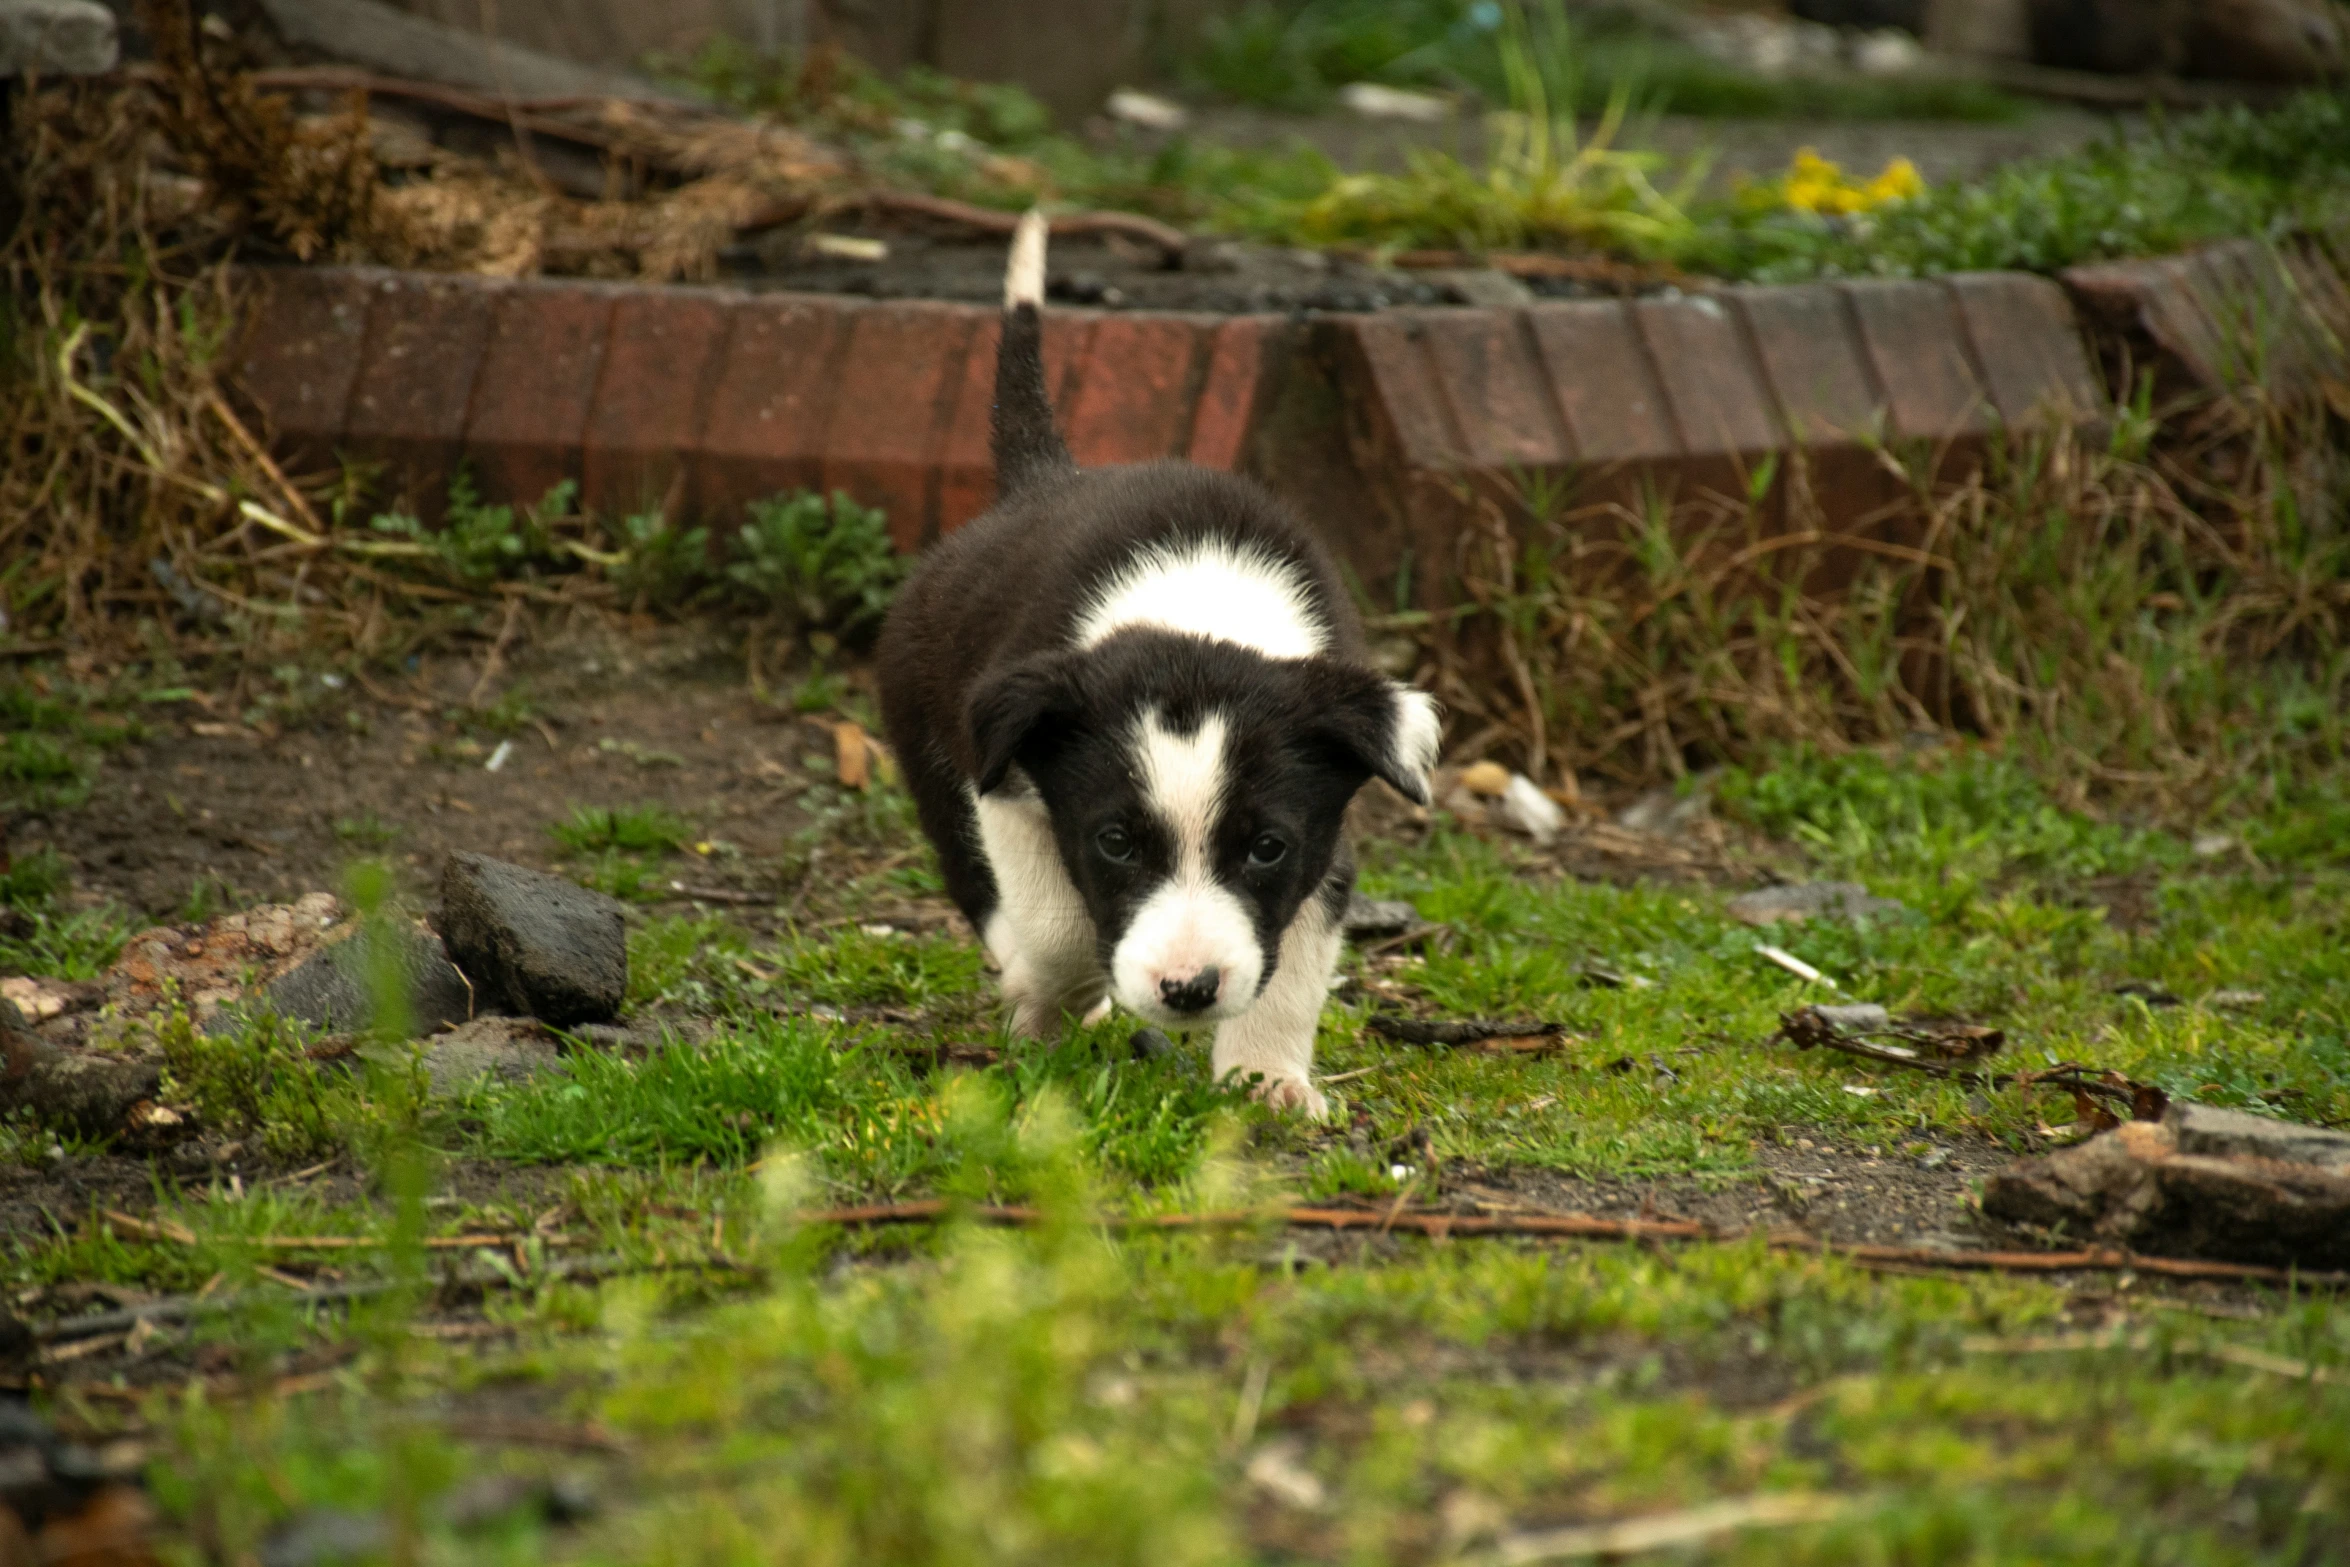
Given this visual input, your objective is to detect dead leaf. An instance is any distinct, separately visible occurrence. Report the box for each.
[833,721,870,790]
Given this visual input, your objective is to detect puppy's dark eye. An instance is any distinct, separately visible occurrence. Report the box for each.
[1247,833,1288,868]
[1096,826,1136,863]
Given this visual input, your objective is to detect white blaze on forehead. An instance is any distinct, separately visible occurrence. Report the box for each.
[1112,707,1265,1024]
[1134,707,1227,874]
[1075,537,1328,659]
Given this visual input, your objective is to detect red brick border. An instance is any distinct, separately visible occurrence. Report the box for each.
[230,246,2337,604]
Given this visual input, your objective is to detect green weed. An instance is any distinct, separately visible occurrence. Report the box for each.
[549,804,692,858]
[1274,2,1699,256]
[1718,744,2183,883]
[0,729,91,810]
[332,810,400,849]
[0,842,69,907]
[0,904,134,980]
[366,476,584,588]
[727,489,905,644]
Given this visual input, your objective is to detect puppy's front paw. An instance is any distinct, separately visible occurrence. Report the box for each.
[1253,1073,1330,1121]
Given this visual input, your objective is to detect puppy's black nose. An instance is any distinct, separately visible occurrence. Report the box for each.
[1158,967,1221,1014]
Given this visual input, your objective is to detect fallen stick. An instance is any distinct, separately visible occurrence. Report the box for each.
[1472,1492,1851,1566]
[736,189,1191,257]
[776,1201,2350,1287]
[103,1210,523,1252]
[1366,1015,1571,1051]
[1960,1329,2350,1387]
[32,1252,745,1345]
[1777,1007,2166,1119]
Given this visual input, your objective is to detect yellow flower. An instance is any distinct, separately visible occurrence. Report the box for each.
[1863,157,1925,206]
[1774,148,1925,216]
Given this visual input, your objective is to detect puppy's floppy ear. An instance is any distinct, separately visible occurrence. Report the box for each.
[1305,663,1442,806]
[967,652,1082,794]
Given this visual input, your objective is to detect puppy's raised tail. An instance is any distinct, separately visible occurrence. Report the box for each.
[993,209,1072,499]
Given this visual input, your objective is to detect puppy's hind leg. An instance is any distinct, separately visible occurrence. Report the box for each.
[1211,889,1343,1120]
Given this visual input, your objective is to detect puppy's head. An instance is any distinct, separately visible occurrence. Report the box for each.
[970,632,1438,1027]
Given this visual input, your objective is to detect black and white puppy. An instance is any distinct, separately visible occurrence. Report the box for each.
[876,213,1439,1116]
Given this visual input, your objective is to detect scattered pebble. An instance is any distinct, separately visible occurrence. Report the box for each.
[1339,81,1450,121]
[1105,88,1187,131]
[1245,1442,1326,1510]
[1727,882,1908,927]
[1497,773,1564,843]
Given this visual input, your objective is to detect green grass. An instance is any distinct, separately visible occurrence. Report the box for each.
[549,804,693,858]
[11,746,2350,1561]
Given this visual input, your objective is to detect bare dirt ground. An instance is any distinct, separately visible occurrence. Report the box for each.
[21,625,846,922]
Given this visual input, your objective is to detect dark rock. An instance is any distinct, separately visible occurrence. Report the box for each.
[1129,1027,1175,1062]
[259,1508,389,1567]
[0,1396,125,1530]
[1982,1106,2350,1270]
[435,853,628,1027]
[441,1471,598,1531]
[2,997,162,1139]
[1341,892,1419,942]
[212,920,475,1037]
[1726,882,1909,927]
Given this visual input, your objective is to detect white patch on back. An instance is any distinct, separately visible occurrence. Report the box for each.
[1074,537,1328,660]
[1111,708,1264,1023]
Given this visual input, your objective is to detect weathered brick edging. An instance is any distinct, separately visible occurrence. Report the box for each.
[232,268,1271,550]
[228,238,2344,590]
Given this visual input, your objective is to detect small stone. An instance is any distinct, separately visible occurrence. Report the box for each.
[0,1,119,76]
[1129,1027,1174,1062]
[1809,1002,1892,1032]
[2204,988,2266,1010]
[2192,831,2238,859]
[2168,1102,2350,1170]
[1338,82,1450,121]
[1419,268,1536,309]
[1342,892,1419,942]
[435,853,629,1027]
[421,1015,566,1096]
[1616,783,1713,837]
[259,1508,389,1567]
[1497,773,1564,844]
[1727,882,1908,927]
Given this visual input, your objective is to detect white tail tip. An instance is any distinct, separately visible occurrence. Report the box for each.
[1004,208,1048,310]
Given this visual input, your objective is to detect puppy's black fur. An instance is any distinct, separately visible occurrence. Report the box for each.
[876,291,1426,1034]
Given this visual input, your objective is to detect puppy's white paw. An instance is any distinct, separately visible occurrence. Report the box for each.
[1253,1073,1330,1121]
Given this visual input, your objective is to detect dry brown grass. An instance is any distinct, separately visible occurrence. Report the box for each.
[1428,388,2350,810]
